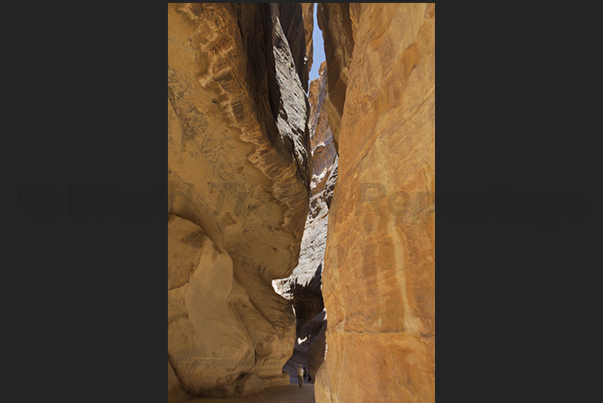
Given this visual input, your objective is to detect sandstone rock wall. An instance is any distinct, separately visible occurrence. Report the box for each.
[315,3,435,402]
[308,62,338,201]
[274,3,313,93]
[302,3,314,78]
[275,61,337,382]
[316,3,355,153]
[168,3,312,400]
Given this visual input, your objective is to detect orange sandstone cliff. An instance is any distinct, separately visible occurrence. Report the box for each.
[168,3,312,400]
[315,3,435,402]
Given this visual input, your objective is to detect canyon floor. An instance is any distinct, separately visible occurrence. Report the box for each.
[185,383,315,403]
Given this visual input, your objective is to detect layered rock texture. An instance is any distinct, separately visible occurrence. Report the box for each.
[274,61,337,382]
[275,3,313,93]
[168,3,313,400]
[315,3,435,403]
[167,2,435,402]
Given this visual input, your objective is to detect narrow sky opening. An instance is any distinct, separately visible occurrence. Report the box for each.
[308,4,325,89]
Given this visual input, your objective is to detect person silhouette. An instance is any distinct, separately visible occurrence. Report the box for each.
[296,364,304,388]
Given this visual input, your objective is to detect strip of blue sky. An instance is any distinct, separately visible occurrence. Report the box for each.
[308,4,325,87]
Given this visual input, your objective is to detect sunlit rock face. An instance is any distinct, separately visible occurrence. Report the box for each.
[168,3,312,400]
[308,63,338,204]
[275,61,336,382]
[315,3,435,403]
[275,3,313,93]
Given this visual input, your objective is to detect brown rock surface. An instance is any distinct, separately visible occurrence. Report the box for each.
[316,3,355,152]
[315,3,435,403]
[168,358,192,403]
[185,384,316,403]
[307,63,337,201]
[275,3,313,93]
[275,62,336,383]
[168,3,311,400]
[301,3,314,78]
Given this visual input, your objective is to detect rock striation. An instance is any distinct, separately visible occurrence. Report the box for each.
[275,3,313,93]
[315,3,435,402]
[167,3,435,401]
[274,61,337,383]
[168,3,313,400]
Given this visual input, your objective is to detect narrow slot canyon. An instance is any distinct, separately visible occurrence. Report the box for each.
[168,3,435,402]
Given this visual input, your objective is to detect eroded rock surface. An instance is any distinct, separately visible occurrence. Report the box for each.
[316,3,355,153]
[168,3,312,400]
[315,3,435,402]
[275,3,313,93]
[167,3,435,401]
[275,61,336,383]
[301,3,314,78]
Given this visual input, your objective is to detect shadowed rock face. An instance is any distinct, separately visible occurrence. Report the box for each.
[301,3,314,78]
[275,61,337,382]
[168,3,312,400]
[315,3,435,403]
[275,3,313,93]
[316,3,355,153]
